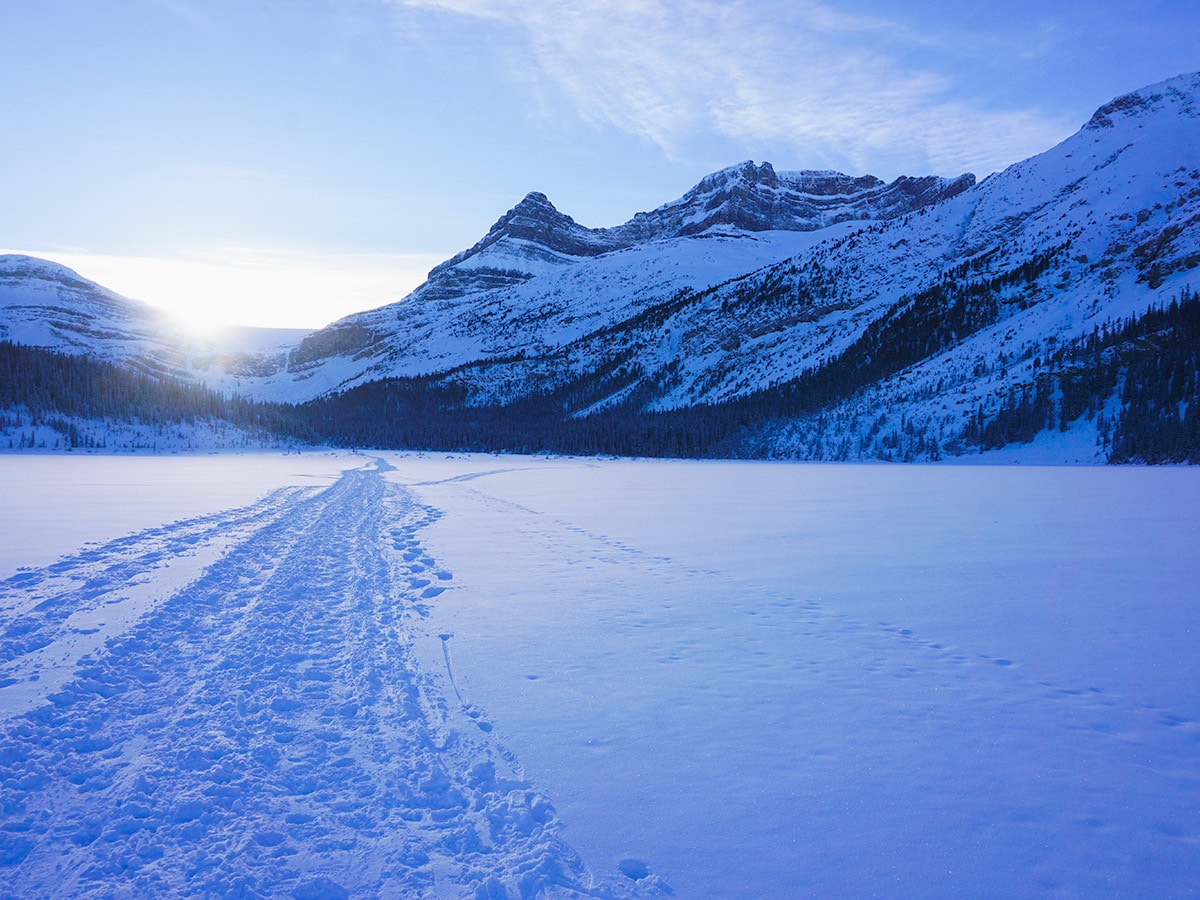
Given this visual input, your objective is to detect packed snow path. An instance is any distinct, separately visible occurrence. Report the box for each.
[0,459,653,898]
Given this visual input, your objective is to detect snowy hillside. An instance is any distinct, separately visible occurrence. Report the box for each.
[0,254,306,384]
[0,255,188,378]
[744,71,1200,460]
[2,72,1198,461]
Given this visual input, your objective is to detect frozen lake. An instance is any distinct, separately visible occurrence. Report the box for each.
[2,452,1198,897]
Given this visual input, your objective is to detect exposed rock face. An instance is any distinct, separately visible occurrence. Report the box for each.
[1084,71,1200,130]
[289,323,379,368]
[417,161,975,300]
[418,192,623,301]
[431,192,619,275]
[611,162,975,240]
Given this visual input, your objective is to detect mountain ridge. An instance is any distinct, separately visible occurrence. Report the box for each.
[3,70,1200,462]
[409,162,976,309]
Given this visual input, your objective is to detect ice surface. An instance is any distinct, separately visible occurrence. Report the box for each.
[2,452,1199,896]
[401,456,1200,896]
[0,452,357,574]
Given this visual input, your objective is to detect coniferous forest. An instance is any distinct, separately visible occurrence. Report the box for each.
[961,287,1200,462]
[2,287,1198,462]
[0,342,313,448]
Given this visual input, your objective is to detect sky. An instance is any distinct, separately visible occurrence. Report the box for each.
[1,0,1197,330]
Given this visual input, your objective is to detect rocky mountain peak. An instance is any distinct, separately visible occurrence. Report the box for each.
[698,160,780,191]
[695,161,889,199]
[414,159,976,304]
[616,162,973,240]
[502,191,564,226]
[1084,70,1200,131]
[425,191,617,290]
[472,190,599,252]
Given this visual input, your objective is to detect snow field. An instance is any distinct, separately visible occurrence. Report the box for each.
[0,455,654,897]
[402,456,1200,897]
[0,452,358,574]
[1,452,1199,897]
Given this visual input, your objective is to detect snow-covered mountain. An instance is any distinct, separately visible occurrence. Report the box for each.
[4,71,1199,461]
[0,255,306,381]
[726,71,1200,459]
[0,256,188,378]
[213,162,972,401]
[255,71,1198,460]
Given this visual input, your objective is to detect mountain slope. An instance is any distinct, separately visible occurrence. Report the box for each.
[3,72,1199,462]
[234,163,974,402]
[740,70,1200,460]
[353,71,1198,461]
[0,256,188,378]
[0,255,309,385]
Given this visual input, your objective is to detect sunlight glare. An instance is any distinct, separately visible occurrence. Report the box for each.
[6,248,441,331]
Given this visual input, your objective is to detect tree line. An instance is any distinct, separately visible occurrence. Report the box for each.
[962,287,1200,462]
[2,278,1197,463]
[0,342,313,446]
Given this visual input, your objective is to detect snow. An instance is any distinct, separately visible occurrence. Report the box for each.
[229,228,838,404]
[3,452,1199,896]
[407,457,1200,896]
[6,75,1199,465]
[0,452,357,574]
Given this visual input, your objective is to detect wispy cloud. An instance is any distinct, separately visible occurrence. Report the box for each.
[144,0,209,28]
[393,0,1076,177]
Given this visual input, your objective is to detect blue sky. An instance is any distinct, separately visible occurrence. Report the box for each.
[2,0,1196,328]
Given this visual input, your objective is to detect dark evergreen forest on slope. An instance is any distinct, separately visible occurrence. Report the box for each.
[0,343,313,448]
[3,287,1198,463]
[963,287,1200,463]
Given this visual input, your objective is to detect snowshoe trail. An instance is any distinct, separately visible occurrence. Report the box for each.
[0,459,653,898]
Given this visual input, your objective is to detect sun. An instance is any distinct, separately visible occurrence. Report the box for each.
[163,302,231,340]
